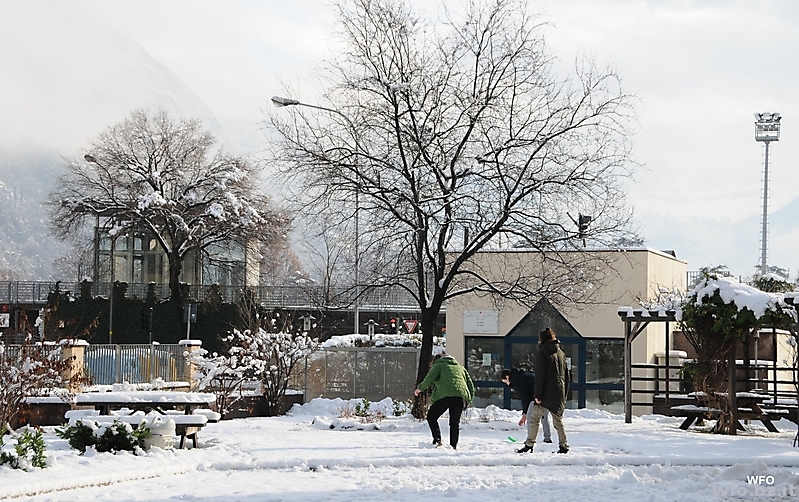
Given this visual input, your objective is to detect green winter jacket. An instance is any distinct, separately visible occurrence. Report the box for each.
[417,355,475,404]
[534,340,569,416]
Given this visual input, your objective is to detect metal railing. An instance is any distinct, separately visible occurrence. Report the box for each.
[0,281,424,311]
[0,282,54,305]
[83,344,187,385]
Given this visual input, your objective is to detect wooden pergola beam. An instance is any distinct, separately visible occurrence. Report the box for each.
[618,308,677,423]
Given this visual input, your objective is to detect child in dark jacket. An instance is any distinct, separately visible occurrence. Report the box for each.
[500,368,552,445]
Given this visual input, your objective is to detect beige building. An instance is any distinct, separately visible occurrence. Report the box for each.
[445,248,686,412]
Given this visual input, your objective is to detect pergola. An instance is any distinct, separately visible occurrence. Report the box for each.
[619,303,799,436]
[617,307,677,423]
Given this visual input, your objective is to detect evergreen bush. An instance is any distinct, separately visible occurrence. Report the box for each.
[56,419,150,454]
[0,426,47,470]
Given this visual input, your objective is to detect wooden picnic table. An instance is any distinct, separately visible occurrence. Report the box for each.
[667,392,786,432]
[74,391,215,415]
[73,391,217,448]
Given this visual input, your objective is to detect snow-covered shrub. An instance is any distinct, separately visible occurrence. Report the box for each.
[0,425,47,470]
[191,314,319,417]
[392,399,412,417]
[0,334,84,428]
[753,272,794,293]
[188,347,248,418]
[338,399,385,423]
[56,419,149,455]
[228,326,318,416]
[55,420,95,454]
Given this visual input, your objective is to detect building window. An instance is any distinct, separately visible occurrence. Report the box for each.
[584,338,624,413]
[472,387,504,409]
[585,338,623,385]
[465,336,504,382]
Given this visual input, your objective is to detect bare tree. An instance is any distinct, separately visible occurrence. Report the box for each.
[268,0,639,414]
[49,109,289,304]
[295,212,357,307]
[259,239,304,286]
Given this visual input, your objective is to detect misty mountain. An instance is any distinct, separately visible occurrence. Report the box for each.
[0,1,223,279]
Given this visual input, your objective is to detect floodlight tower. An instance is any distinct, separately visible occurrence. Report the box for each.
[754,112,781,276]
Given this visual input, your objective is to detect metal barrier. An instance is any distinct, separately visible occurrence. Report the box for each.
[288,347,420,403]
[84,344,187,385]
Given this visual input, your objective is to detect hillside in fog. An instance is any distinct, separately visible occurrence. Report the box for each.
[0,1,220,279]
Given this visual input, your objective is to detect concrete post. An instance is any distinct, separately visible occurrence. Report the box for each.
[60,339,89,391]
[179,339,203,391]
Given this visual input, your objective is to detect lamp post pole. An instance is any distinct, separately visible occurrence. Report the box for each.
[272,96,361,335]
[109,227,115,344]
[84,154,116,344]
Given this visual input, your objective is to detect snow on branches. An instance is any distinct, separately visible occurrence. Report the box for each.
[0,335,81,428]
[190,323,318,417]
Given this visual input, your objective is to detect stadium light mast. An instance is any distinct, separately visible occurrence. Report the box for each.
[754,112,781,276]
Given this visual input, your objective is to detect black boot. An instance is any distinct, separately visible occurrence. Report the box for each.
[557,446,569,454]
[516,444,533,453]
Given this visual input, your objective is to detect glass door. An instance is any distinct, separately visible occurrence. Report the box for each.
[507,337,584,409]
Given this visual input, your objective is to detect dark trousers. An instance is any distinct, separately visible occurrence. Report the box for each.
[427,396,465,447]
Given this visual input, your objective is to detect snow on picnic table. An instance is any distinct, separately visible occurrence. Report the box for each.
[72,391,216,404]
[26,391,216,405]
[2,398,799,501]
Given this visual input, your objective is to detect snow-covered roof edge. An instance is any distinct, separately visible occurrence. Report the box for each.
[471,247,686,263]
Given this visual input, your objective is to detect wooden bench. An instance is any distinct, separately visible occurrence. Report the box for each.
[66,412,209,449]
[170,415,209,449]
[164,408,221,423]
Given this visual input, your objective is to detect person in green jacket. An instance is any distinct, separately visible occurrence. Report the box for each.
[414,354,475,449]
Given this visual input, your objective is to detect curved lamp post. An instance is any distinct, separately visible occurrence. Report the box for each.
[272,95,362,336]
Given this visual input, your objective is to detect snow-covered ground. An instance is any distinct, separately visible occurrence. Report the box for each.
[3,398,799,501]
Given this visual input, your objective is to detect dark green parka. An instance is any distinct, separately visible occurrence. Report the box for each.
[533,340,569,416]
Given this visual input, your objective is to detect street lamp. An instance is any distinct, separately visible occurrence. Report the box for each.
[272,95,362,336]
[84,154,116,344]
[754,112,781,276]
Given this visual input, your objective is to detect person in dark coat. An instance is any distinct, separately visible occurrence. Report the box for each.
[500,368,552,444]
[516,327,570,454]
[415,354,475,449]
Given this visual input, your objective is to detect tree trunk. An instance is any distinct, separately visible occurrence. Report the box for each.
[412,304,443,419]
[167,252,184,305]
[727,342,738,435]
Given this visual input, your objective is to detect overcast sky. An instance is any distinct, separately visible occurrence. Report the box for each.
[2,0,798,281]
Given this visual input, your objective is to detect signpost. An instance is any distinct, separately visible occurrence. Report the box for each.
[183,303,197,340]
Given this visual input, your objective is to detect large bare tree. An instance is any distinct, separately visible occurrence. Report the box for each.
[268,0,639,413]
[50,109,288,304]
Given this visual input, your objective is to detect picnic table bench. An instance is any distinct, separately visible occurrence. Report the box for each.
[656,392,796,432]
[65,409,213,449]
[69,391,217,448]
[74,391,215,416]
